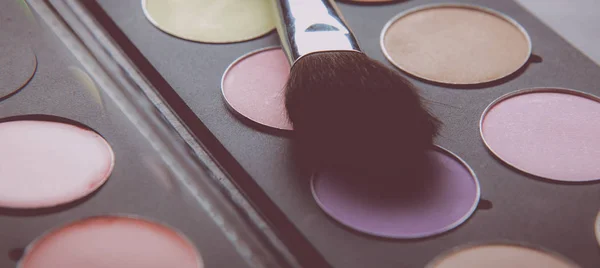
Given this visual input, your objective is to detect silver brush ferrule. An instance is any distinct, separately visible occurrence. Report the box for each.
[273,0,362,65]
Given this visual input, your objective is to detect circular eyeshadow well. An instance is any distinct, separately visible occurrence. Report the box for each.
[341,0,397,3]
[0,40,37,99]
[0,120,114,208]
[142,0,275,43]
[427,243,578,268]
[19,216,203,268]
[481,88,600,182]
[381,4,531,84]
[311,147,479,239]
[595,212,600,247]
[222,47,292,131]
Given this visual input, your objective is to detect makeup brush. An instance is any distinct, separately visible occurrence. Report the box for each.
[273,0,440,177]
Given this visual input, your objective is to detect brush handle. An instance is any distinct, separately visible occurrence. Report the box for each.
[273,0,362,65]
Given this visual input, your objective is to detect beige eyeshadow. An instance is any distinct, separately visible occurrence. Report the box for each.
[428,244,578,268]
[382,5,531,84]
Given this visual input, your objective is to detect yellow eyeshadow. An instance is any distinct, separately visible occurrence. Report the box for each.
[143,0,275,44]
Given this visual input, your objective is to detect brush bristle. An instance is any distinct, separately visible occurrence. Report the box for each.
[285,51,440,177]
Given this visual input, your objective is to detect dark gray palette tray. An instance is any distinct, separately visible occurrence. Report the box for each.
[0,1,248,267]
[95,0,600,267]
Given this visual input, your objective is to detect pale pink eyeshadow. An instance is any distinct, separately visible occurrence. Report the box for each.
[0,120,114,208]
[20,216,203,268]
[222,48,292,130]
[482,90,600,182]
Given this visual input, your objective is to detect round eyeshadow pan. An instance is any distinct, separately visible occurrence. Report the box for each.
[595,212,600,247]
[0,120,114,208]
[480,88,600,182]
[19,215,203,268]
[340,0,397,3]
[0,40,36,99]
[311,146,480,239]
[426,243,579,268]
[380,3,531,85]
[142,0,275,44]
[222,47,292,131]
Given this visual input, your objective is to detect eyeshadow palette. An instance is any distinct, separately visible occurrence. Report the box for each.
[0,1,296,267]
[90,0,600,267]
[7,0,599,267]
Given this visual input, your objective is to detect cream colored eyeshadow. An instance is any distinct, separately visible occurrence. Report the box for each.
[143,0,275,43]
[382,5,531,84]
[428,244,578,268]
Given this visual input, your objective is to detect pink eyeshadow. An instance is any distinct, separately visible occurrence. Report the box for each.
[20,216,202,268]
[222,47,292,130]
[0,120,114,208]
[481,89,600,182]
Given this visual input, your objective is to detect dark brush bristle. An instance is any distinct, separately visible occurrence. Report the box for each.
[285,51,440,178]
